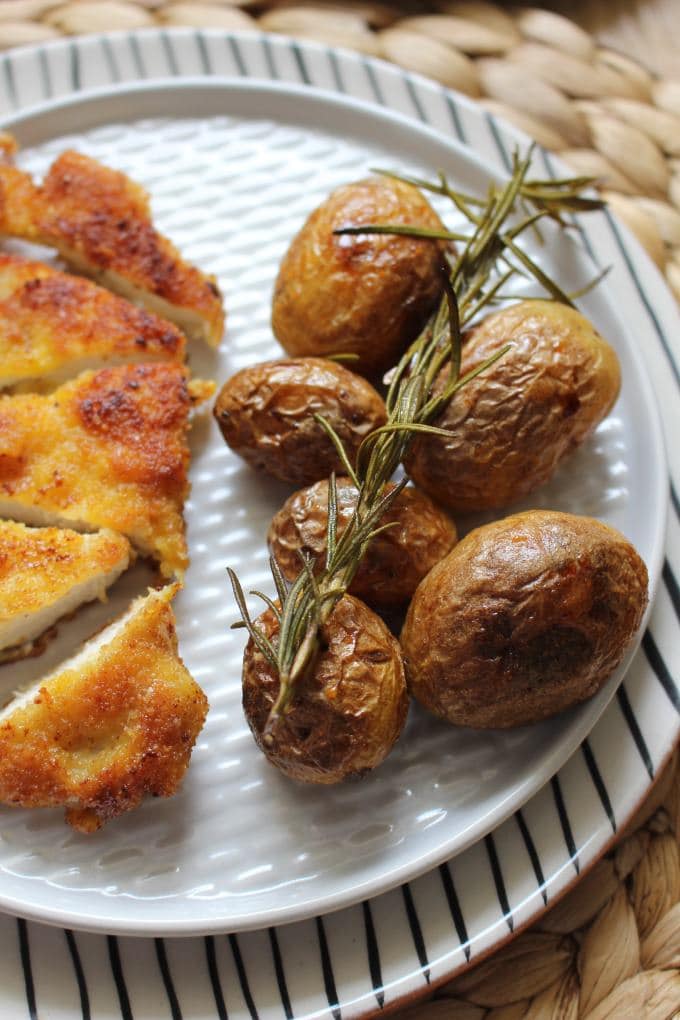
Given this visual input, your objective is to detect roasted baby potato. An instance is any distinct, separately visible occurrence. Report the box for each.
[213,357,386,487]
[400,510,648,729]
[268,477,457,608]
[271,176,448,378]
[243,595,408,783]
[404,300,621,512]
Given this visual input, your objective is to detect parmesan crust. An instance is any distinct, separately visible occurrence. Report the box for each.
[0,522,131,657]
[0,252,185,389]
[0,584,208,832]
[0,142,224,346]
[0,363,213,578]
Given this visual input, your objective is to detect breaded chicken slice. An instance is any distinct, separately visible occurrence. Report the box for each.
[0,252,185,390]
[0,584,208,832]
[0,139,224,346]
[0,363,214,578]
[0,522,131,661]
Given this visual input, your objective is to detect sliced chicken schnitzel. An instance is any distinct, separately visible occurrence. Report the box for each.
[0,584,208,832]
[0,138,224,346]
[0,252,185,390]
[0,522,130,660]
[0,363,213,578]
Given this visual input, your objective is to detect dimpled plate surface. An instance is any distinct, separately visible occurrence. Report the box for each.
[0,78,666,936]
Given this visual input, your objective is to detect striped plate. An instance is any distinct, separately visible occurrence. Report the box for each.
[0,29,677,1020]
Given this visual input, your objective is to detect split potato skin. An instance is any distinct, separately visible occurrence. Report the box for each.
[271,177,448,379]
[404,300,621,512]
[213,357,386,487]
[400,510,648,729]
[268,477,457,608]
[243,595,408,783]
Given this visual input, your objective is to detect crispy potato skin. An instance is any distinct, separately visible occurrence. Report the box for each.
[400,510,648,729]
[268,478,457,608]
[214,357,387,487]
[404,301,621,512]
[243,595,408,783]
[272,177,448,378]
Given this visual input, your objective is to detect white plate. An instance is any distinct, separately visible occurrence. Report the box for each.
[0,28,676,1020]
[0,72,665,935]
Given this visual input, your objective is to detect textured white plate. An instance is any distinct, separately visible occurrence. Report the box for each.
[0,67,668,940]
[0,31,676,1020]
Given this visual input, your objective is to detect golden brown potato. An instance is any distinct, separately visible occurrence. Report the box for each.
[243,595,408,783]
[213,357,386,487]
[268,477,457,608]
[404,300,621,512]
[272,176,448,378]
[401,510,648,729]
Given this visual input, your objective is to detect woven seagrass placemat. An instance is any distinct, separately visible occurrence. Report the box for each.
[2,0,680,305]
[2,3,678,1017]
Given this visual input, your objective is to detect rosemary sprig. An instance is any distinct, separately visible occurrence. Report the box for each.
[230,148,606,738]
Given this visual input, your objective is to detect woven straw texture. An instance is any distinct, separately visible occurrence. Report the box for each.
[1,1,680,306]
[397,751,680,1019]
[0,2,678,1017]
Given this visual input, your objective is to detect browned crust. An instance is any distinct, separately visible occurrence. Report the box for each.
[0,252,185,384]
[0,133,18,160]
[0,522,130,646]
[0,624,57,664]
[268,477,457,607]
[243,595,409,783]
[0,363,205,577]
[401,510,648,728]
[0,159,36,237]
[0,586,208,832]
[0,148,224,345]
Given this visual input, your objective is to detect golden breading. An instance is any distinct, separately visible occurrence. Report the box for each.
[0,522,131,659]
[0,252,185,389]
[0,143,224,346]
[0,584,208,832]
[0,363,213,578]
